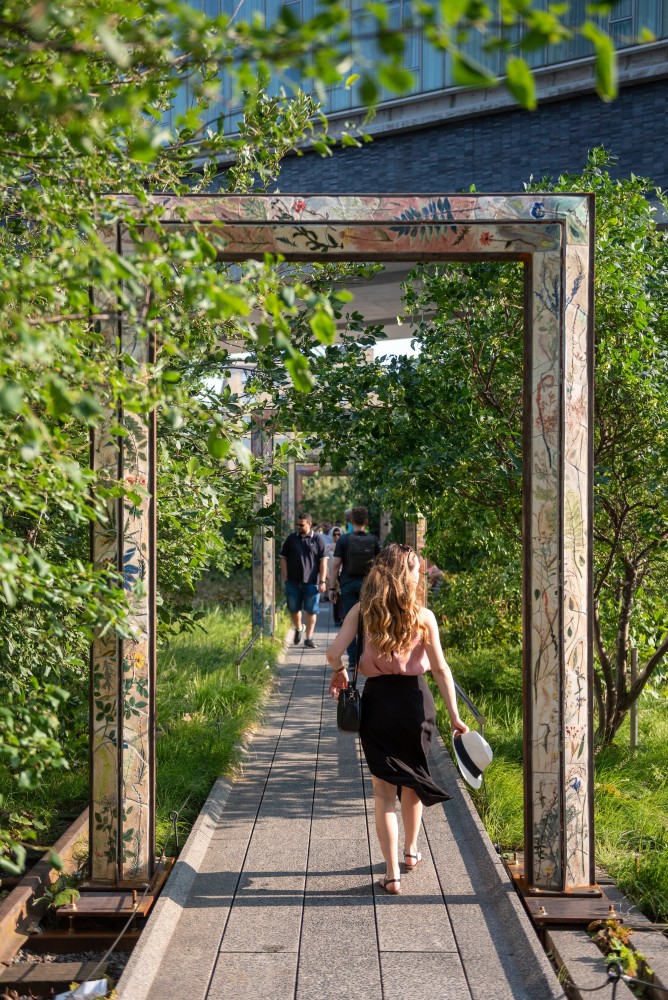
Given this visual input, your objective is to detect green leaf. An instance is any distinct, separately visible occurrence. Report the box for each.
[207,429,231,460]
[96,22,131,68]
[439,0,470,26]
[377,65,414,93]
[53,888,80,907]
[359,74,379,106]
[285,352,314,392]
[0,381,24,414]
[128,134,158,163]
[310,310,336,345]
[198,234,218,262]
[452,52,497,88]
[211,289,251,319]
[72,394,104,423]
[581,22,618,100]
[505,57,536,110]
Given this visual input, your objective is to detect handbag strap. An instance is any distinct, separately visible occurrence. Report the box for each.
[351,608,364,689]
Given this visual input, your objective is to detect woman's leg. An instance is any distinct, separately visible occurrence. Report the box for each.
[400,786,423,861]
[371,776,400,882]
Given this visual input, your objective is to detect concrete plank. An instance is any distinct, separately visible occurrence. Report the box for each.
[219,818,313,953]
[360,766,458,954]
[380,952,471,1000]
[297,951,383,1000]
[424,737,565,999]
[207,952,298,1000]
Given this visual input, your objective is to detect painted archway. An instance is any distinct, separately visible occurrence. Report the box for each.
[91,193,594,894]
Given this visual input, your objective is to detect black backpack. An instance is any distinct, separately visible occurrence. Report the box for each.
[345,533,378,578]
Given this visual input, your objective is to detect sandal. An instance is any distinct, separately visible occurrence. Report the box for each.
[404,852,423,872]
[379,877,402,895]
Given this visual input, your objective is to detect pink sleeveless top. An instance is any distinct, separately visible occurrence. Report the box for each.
[359,633,430,678]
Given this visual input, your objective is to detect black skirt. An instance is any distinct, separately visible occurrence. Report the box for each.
[359,674,452,806]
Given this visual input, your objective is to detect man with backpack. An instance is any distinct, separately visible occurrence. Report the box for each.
[328,505,381,668]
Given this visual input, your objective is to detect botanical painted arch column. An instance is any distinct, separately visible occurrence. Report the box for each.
[405,516,428,609]
[250,416,275,637]
[280,457,297,542]
[90,224,156,885]
[102,192,594,893]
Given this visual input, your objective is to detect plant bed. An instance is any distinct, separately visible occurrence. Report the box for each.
[433,643,668,926]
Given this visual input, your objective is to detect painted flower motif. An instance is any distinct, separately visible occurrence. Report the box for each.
[480,231,493,245]
[292,199,307,214]
[531,201,546,220]
[570,777,582,792]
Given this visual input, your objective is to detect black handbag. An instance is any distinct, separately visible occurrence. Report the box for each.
[337,613,364,733]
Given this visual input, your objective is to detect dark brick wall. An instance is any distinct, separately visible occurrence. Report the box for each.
[225,77,667,194]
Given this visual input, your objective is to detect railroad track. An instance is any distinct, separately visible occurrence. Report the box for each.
[0,811,173,997]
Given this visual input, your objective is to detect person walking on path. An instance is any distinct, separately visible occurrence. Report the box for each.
[280,512,328,649]
[328,505,380,667]
[326,543,468,896]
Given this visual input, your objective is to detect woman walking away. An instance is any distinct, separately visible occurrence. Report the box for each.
[326,543,468,896]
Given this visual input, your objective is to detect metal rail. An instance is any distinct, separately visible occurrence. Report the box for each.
[454,682,486,736]
[235,628,262,680]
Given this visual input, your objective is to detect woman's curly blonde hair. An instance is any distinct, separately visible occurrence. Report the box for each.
[359,543,427,657]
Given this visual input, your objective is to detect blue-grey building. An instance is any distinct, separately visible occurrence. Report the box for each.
[179,1,668,193]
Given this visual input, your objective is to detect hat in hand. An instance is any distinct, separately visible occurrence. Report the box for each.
[452,731,493,789]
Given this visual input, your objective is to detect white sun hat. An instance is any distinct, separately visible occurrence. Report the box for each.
[452,731,493,789]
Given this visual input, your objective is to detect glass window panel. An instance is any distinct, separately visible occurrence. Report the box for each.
[387,1,400,30]
[609,17,634,44]
[172,77,188,123]
[327,83,351,111]
[404,27,419,70]
[637,0,662,34]
[609,0,633,20]
[460,26,499,73]
[421,33,444,90]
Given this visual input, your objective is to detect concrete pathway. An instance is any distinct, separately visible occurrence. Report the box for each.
[118,604,564,1000]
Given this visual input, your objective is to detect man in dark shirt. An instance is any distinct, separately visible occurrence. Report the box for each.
[280,512,328,649]
[328,505,381,668]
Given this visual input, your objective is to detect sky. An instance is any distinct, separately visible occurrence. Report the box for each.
[373,336,419,359]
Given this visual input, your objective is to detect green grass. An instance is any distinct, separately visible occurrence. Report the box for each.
[434,645,668,922]
[154,604,284,851]
[0,603,285,866]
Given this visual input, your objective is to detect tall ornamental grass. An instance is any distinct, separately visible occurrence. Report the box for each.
[434,646,668,922]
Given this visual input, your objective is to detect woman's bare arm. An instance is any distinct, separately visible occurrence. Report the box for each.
[326,603,359,699]
[326,603,360,670]
[420,608,468,735]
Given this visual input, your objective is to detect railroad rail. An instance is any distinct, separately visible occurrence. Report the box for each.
[0,808,174,997]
